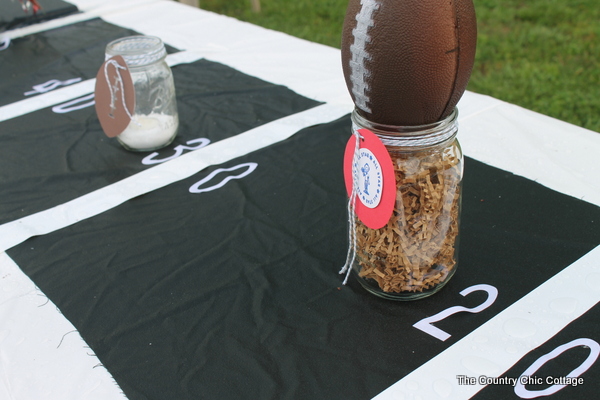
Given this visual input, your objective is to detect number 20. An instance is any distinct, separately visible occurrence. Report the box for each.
[515,338,599,399]
[413,284,498,341]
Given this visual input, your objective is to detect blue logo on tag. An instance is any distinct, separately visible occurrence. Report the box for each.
[353,148,383,209]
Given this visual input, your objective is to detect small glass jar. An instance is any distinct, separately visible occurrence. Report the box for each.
[349,108,463,300]
[105,35,178,151]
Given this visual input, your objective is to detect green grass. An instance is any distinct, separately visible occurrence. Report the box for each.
[472,0,599,132]
[198,0,347,46]
[197,0,599,133]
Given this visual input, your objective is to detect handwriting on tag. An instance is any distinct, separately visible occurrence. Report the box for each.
[94,55,136,138]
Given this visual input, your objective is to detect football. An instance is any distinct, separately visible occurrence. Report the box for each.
[341,0,477,126]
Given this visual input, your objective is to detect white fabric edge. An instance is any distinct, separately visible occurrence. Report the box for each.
[373,245,600,400]
[0,103,352,253]
[0,252,128,400]
[458,93,600,207]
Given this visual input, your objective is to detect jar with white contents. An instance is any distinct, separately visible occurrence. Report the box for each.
[105,36,178,151]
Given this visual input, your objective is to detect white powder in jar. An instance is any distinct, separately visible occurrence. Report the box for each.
[118,113,178,151]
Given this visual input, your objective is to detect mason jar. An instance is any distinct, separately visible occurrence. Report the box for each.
[348,108,463,300]
[105,35,178,151]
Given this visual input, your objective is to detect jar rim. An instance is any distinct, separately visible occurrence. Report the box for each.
[105,35,167,67]
[351,108,459,148]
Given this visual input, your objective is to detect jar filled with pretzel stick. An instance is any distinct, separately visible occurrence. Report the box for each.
[345,108,463,300]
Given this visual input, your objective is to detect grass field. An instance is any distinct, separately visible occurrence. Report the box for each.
[197,0,599,133]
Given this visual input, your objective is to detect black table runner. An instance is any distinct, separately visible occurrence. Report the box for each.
[7,113,600,399]
[0,17,320,224]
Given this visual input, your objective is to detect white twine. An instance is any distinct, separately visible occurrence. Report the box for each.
[103,59,139,126]
[339,129,363,285]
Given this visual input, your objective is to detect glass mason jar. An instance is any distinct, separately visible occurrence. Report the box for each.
[349,108,463,300]
[105,35,178,151]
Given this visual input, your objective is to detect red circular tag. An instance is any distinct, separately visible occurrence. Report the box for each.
[343,128,395,229]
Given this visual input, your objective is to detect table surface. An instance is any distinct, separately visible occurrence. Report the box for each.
[1,1,599,399]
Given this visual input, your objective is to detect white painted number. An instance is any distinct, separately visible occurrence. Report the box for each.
[515,338,600,399]
[142,138,211,165]
[189,162,257,194]
[0,37,10,51]
[413,284,498,341]
[52,93,95,114]
[24,78,82,96]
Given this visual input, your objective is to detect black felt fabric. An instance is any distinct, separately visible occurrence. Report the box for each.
[0,0,77,32]
[7,113,600,399]
[0,56,320,225]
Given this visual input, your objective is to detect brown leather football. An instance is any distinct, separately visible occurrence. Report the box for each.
[341,0,477,126]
